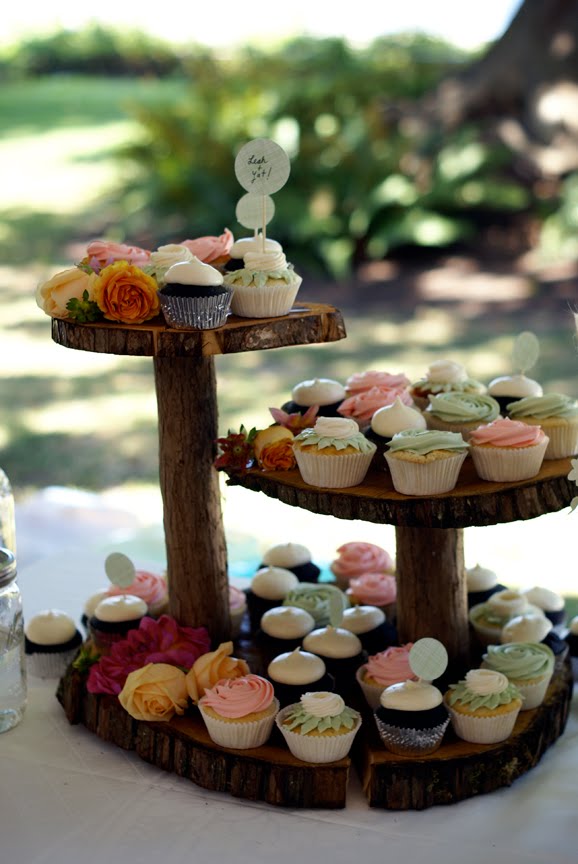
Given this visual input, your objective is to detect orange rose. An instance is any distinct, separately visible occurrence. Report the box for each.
[118,663,188,721]
[93,261,160,324]
[185,641,250,702]
[253,427,295,470]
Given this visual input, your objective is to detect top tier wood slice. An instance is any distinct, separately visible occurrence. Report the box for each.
[51,303,346,645]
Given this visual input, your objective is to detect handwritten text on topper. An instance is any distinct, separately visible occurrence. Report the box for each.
[235,138,291,195]
[236,193,275,230]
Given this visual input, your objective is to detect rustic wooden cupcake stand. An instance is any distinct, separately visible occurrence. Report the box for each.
[54,304,574,810]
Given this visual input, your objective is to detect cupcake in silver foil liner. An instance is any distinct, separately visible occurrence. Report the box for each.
[158,258,232,330]
[374,714,449,756]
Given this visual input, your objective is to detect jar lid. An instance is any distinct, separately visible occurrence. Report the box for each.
[0,548,17,588]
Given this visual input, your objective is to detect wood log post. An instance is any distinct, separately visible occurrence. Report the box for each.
[154,355,229,644]
[395,525,469,675]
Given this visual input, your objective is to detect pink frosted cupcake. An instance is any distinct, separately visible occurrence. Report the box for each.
[345,371,410,396]
[106,570,168,618]
[338,386,414,429]
[330,541,395,591]
[469,418,549,482]
[180,228,234,269]
[346,572,396,619]
[229,584,247,639]
[356,644,416,709]
[198,674,279,749]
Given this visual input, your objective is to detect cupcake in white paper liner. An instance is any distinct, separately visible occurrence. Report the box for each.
[445,669,523,744]
[293,417,376,489]
[276,691,361,763]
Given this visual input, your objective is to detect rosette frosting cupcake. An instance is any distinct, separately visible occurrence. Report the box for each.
[384,430,469,496]
[281,378,346,418]
[346,572,396,617]
[198,673,279,749]
[345,370,410,395]
[158,258,233,329]
[181,228,234,268]
[330,541,395,590]
[445,669,523,743]
[185,641,250,702]
[223,247,301,318]
[25,610,83,678]
[482,641,555,710]
[356,644,416,709]
[282,583,349,628]
[106,569,168,618]
[409,360,486,410]
[425,392,501,439]
[506,393,578,459]
[276,691,361,763]
[293,417,376,488]
[469,418,549,482]
[338,386,414,429]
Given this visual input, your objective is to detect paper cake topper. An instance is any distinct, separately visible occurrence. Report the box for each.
[236,192,275,230]
[511,331,540,374]
[409,638,448,682]
[235,138,291,196]
[105,552,136,589]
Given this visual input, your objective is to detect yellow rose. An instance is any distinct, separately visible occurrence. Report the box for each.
[118,663,188,722]
[253,427,295,470]
[93,261,160,324]
[36,267,99,319]
[185,641,250,702]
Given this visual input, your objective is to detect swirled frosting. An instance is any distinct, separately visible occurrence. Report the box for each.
[181,228,234,263]
[303,625,362,659]
[341,605,386,634]
[387,429,469,455]
[466,564,498,592]
[347,572,396,606]
[200,674,275,718]
[338,386,414,425]
[469,418,546,448]
[229,235,282,258]
[291,378,346,407]
[263,543,312,568]
[488,374,542,399]
[260,606,315,639]
[371,397,426,438]
[412,360,485,395]
[487,589,530,618]
[426,392,500,423]
[282,692,359,734]
[483,642,554,681]
[345,371,410,394]
[294,418,376,453]
[447,669,520,710]
[164,258,224,287]
[267,648,326,684]
[522,586,564,612]
[282,584,349,626]
[243,250,288,271]
[251,566,299,600]
[150,244,193,278]
[364,644,416,687]
[106,570,167,610]
[25,609,77,645]
[501,614,552,644]
[507,393,578,419]
[380,680,442,711]
[331,542,395,579]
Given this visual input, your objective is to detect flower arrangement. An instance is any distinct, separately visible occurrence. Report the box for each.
[214,421,299,472]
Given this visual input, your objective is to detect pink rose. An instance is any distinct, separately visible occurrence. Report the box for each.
[181,229,234,264]
[86,239,151,273]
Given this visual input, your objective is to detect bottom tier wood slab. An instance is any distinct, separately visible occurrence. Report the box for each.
[57,660,573,811]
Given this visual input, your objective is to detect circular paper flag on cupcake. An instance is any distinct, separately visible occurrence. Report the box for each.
[409,638,448,682]
[236,192,275,230]
[235,138,291,195]
[105,552,136,589]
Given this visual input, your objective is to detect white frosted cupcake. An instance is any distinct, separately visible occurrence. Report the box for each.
[25,610,83,678]
[488,373,543,414]
[501,613,552,645]
[276,691,361,763]
[261,542,320,583]
[384,429,469,495]
[469,589,541,646]
[257,606,315,665]
[409,360,486,410]
[224,248,302,318]
[89,595,148,655]
[469,418,549,482]
[465,563,506,608]
[247,566,299,631]
[302,625,363,696]
[374,679,449,755]
[293,417,376,488]
[506,393,578,459]
[158,258,233,329]
[445,669,523,744]
[365,396,426,460]
[198,674,279,749]
[341,605,394,655]
[482,642,555,710]
[281,378,346,418]
[267,647,333,706]
[522,586,565,626]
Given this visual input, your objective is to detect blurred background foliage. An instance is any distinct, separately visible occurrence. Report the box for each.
[2,24,574,277]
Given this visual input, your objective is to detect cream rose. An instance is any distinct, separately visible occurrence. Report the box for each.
[36,268,99,319]
[118,663,188,721]
[186,641,249,702]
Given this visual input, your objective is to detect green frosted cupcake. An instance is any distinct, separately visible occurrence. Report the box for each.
[481,641,554,710]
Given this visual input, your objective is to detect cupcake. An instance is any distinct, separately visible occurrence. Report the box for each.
[302,625,363,696]
[223,248,302,318]
[346,572,396,620]
[158,258,233,329]
[149,243,194,286]
[330,541,395,591]
[488,373,543,414]
[261,542,321,583]
[506,394,578,459]
[424,392,501,440]
[229,584,248,639]
[281,378,346,418]
[282,583,349,628]
[469,589,538,646]
[276,691,361,763]
[224,233,281,272]
[246,566,299,632]
[482,642,555,710]
[466,564,507,608]
[341,605,396,655]
[338,386,414,430]
[25,610,83,678]
[181,228,234,270]
[185,641,250,702]
[522,586,565,626]
[89,595,148,655]
[293,417,376,489]
[267,647,333,707]
[257,605,316,663]
[445,669,523,744]
[384,429,469,496]
[198,674,279,749]
[469,418,549,482]
[409,360,486,411]
[344,370,410,397]
[365,396,426,460]
[501,613,567,667]
[105,569,168,618]
[356,644,416,709]
[81,589,109,631]
[374,679,449,756]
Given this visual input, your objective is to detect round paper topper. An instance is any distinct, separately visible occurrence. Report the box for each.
[236,193,275,230]
[409,638,448,682]
[511,331,540,374]
[235,138,290,195]
[105,552,136,589]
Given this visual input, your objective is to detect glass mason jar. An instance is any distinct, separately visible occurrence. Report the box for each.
[0,549,26,732]
[0,468,16,556]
